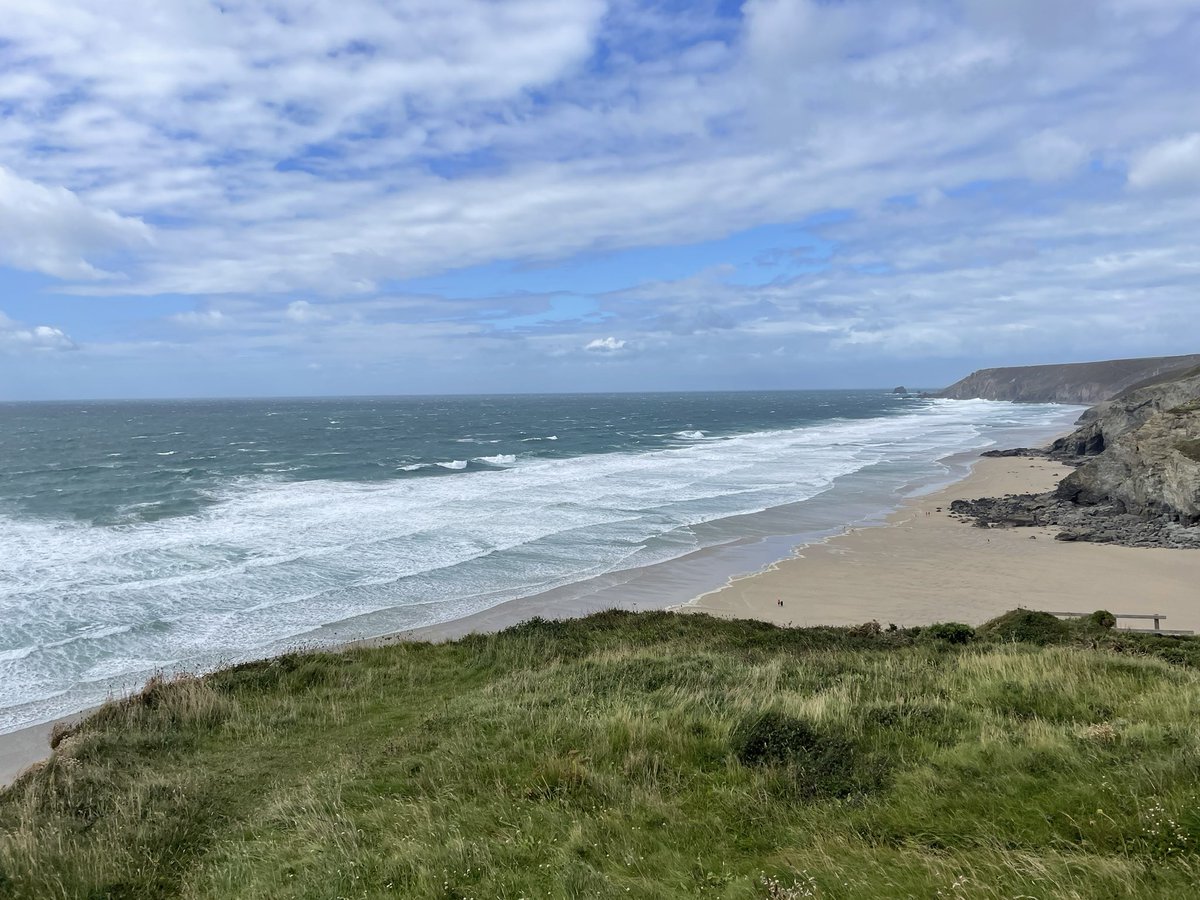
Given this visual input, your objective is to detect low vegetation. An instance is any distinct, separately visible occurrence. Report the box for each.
[2,610,1199,899]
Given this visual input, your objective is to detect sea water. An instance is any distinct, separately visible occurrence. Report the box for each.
[0,392,1081,731]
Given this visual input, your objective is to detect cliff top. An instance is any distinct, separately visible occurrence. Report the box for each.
[3,610,1199,898]
[940,353,1200,404]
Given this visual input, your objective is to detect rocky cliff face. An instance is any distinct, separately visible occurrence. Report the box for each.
[952,362,1200,545]
[1050,366,1200,457]
[1057,400,1200,526]
[939,354,1200,403]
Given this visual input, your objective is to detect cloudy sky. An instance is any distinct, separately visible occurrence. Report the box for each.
[1,0,1198,399]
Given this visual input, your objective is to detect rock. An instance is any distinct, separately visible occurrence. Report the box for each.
[893,386,909,395]
[948,358,1200,548]
[1057,401,1200,525]
[981,447,1048,459]
[1049,365,1200,460]
[952,490,1200,549]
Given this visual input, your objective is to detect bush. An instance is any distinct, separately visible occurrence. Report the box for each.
[923,622,976,645]
[1090,610,1117,629]
[732,711,829,768]
[730,711,884,799]
[978,609,1070,646]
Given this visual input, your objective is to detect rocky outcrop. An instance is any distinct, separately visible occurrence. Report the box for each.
[1056,402,1200,526]
[1049,366,1200,457]
[939,354,1200,403]
[952,360,1200,545]
[948,492,1200,549]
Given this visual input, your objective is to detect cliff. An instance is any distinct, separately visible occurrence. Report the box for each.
[1050,365,1200,457]
[1056,396,1200,526]
[954,361,1200,543]
[939,354,1200,403]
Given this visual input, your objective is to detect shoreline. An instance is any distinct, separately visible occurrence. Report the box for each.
[681,455,1200,631]
[9,438,1198,787]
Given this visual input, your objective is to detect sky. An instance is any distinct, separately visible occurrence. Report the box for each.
[1,0,1199,399]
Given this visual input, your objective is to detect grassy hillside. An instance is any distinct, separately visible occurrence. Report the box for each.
[2,610,1199,899]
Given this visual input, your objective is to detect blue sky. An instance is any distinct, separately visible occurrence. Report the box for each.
[1,0,1199,399]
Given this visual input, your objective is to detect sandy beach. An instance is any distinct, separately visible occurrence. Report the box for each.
[683,455,1200,632]
[6,452,1198,788]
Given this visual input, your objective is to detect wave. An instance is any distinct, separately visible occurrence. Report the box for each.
[476,454,517,466]
[0,399,1081,733]
[0,645,35,663]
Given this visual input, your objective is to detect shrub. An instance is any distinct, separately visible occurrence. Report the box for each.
[848,620,882,638]
[1090,610,1117,629]
[923,622,976,645]
[978,609,1070,646]
[730,711,884,799]
[733,711,828,768]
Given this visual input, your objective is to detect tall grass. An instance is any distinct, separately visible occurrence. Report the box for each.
[1,610,1198,898]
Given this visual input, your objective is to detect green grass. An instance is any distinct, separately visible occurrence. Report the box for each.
[2,610,1200,899]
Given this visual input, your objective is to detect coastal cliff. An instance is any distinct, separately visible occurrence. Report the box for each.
[1050,365,1200,457]
[939,354,1200,403]
[956,359,1200,544]
[1056,392,1200,526]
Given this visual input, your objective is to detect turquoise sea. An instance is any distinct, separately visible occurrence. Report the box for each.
[0,391,1081,731]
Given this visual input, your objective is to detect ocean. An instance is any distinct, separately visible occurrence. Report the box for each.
[0,391,1082,732]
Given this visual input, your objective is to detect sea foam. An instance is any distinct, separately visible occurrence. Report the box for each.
[0,398,1080,732]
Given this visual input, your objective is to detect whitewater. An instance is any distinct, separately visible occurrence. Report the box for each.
[0,392,1082,731]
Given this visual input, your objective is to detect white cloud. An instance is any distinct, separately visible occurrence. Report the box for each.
[0,311,77,350]
[285,301,332,324]
[584,336,626,352]
[1128,133,1200,190]
[1018,131,1088,182]
[0,165,151,279]
[1,0,1200,394]
[169,309,227,327]
[0,0,1190,298]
